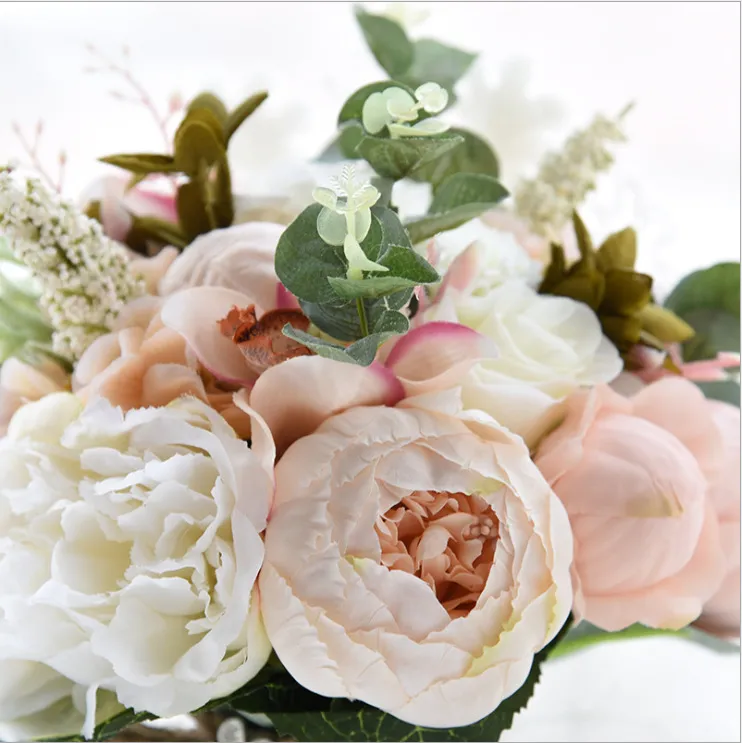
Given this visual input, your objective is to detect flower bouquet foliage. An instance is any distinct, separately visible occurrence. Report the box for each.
[0,5,739,743]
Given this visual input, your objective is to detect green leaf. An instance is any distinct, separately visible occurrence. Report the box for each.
[225,91,269,141]
[355,8,414,79]
[299,299,362,342]
[176,181,211,241]
[405,178,507,246]
[275,204,351,304]
[187,92,229,123]
[665,262,740,361]
[282,326,394,367]
[377,243,439,282]
[128,215,187,249]
[338,81,418,126]
[696,380,740,407]
[429,173,509,214]
[356,133,464,180]
[173,116,226,177]
[400,39,476,92]
[317,124,365,162]
[409,127,500,189]
[98,153,179,175]
[373,204,413,250]
[372,309,410,335]
[550,621,741,661]
[327,275,422,300]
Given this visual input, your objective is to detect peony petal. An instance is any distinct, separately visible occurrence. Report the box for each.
[248,356,404,456]
[160,287,257,386]
[384,322,498,396]
[275,282,301,310]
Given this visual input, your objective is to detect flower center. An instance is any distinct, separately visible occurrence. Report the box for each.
[375,490,499,618]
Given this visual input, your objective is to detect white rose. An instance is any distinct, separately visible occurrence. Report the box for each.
[423,279,622,441]
[0,393,274,741]
[433,218,544,293]
[259,391,572,728]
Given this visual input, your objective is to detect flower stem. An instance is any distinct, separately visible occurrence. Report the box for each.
[356,298,369,337]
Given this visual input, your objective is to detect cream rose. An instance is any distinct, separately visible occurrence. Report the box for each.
[422,280,622,441]
[259,391,572,728]
[0,393,274,740]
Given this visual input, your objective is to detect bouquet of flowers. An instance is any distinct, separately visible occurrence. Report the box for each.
[0,5,738,742]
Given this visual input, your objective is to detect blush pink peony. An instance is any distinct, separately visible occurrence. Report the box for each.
[258,390,572,728]
[245,322,572,728]
[535,378,731,632]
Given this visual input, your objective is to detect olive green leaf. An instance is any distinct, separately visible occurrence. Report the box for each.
[187,92,229,124]
[596,227,637,271]
[176,181,211,241]
[225,91,269,141]
[98,153,179,175]
[126,215,188,250]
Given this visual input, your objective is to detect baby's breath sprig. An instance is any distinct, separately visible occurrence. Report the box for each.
[514,104,633,240]
[0,170,145,361]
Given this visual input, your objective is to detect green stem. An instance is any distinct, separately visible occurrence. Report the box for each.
[356,298,369,337]
[371,176,396,209]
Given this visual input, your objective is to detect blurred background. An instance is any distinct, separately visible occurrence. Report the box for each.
[0,2,739,740]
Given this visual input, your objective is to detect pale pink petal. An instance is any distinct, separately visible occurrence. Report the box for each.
[384,322,498,396]
[130,247,179,296]
[275,283,301,310]
[440,243,479,295]
[248,356,404,456]
[160,286,257,386]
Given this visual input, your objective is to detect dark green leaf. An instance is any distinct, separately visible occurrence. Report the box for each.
[187,92,229,123]
[317,124,365,162]
[355,8,414,78]
[328,275,422,300]
[372,204,413,250]
[550,621,741,661]
[400,39,476,92]
[408,127,499,189]
[274,204,350,304]
[376,244,439,282]
[665,262,741,361]
[356,134,464,180]
[338,81,418,126]
[695,380,740,407]
[405,203,501,245]
[99,153,179,175]
[281,326,394,367]
[372,309,410,335]
[225,91,269,141]
[429,173,508,214]
[299,299,362,342]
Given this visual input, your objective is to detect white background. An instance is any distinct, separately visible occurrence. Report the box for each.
[0,2,740,741]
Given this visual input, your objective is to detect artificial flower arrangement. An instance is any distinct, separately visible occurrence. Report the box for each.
[0,5,739,742]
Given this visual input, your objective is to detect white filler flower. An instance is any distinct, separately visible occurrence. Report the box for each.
[0,394,274,741]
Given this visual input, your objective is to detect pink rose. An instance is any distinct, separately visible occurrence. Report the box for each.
[535,378,729,632]
[80,175,177,244]
[695,400,741,638]
[0,357,69,435]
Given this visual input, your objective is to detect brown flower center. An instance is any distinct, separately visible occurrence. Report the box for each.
[375,490,499,618]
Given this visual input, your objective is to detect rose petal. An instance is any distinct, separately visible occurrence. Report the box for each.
[160,287,257,386]
[248,356,404,456]
[385,322,499,396]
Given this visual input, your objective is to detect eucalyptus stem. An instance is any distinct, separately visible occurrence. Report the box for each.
[356,298,369,337]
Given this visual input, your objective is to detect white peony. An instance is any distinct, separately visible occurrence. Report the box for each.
[422,280,622,441]
[432,218,544,292]
[0,393,274,741]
